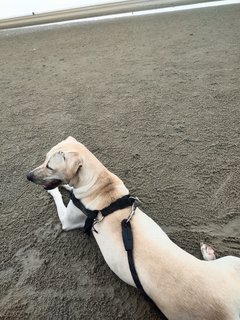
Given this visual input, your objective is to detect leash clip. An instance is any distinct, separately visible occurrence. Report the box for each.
[126,197,140,223]
[92,212,104,233]
[129,196,141,204]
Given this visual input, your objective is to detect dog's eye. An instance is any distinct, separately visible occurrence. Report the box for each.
[46,164,53,170]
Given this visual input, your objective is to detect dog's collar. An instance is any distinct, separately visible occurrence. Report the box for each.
[70,191,137,235]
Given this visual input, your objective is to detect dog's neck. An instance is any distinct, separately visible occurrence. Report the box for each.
[71,150,129,211]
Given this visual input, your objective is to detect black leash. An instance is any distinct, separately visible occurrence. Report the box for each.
[121,209,168,320]
[70,191,168,319]
[122,219,149,298]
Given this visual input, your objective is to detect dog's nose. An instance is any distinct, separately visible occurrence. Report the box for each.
[27,171,34,181]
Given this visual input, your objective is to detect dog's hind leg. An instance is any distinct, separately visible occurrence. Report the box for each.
[48,188,86,231]
[200,242,216,261]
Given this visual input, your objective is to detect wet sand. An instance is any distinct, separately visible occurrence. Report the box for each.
[0,0,211,29]
[0,4,240,319]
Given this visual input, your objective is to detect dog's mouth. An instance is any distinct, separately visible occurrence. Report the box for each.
[43,179,62,190]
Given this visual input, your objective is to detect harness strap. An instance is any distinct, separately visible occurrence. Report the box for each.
[70,191,136,235]
[121,219,168,320]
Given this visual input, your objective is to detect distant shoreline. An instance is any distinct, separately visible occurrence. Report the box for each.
[0,0,212,30]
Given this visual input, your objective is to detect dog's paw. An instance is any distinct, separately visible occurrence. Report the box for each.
[47,187,61,198]
[200,242,216,261]
[61,184,73,192]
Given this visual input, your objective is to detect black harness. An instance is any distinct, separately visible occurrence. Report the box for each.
[70,191,168,320]
[70,191,136,235]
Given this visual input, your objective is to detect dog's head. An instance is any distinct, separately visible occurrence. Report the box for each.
[27,136,83,190]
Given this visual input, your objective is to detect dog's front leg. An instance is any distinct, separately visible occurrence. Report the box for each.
[48,188,86,231]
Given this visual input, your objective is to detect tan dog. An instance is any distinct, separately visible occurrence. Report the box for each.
[27,137,240,320]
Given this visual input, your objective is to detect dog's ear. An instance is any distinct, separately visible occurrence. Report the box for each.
[66,152,82,176]
[65,136,77,143]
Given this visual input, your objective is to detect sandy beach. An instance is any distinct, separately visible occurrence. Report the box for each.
[0,3,240,319]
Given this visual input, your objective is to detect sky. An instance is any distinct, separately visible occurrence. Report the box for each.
[0,0,128,19]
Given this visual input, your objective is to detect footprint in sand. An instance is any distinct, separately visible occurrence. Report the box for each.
[211,171,240,219]
[34,218,62,241]
[15,247,45,286]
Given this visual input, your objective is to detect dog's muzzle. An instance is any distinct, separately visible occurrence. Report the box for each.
[26,171,62,190]
[27,171,34,182]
